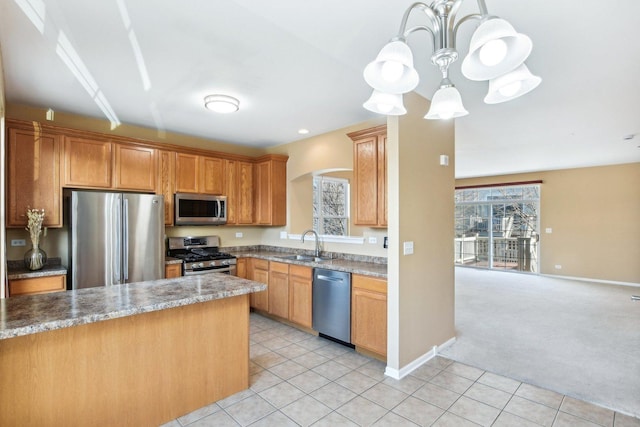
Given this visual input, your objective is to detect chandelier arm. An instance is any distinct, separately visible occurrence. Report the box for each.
[400,25,436,53]
[475,0,489,16]
[397,2,440,39]
[452,13,484,40]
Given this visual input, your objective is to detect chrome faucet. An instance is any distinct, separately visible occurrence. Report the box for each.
[301,229,321,257]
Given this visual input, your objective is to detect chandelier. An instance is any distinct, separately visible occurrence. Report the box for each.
[363,0,541,119]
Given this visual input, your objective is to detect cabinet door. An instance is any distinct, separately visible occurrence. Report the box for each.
[63,137,112,188]
[164,264,182,278]
[156,150,175,226]
[237,161,254,224]
[9,275,66,297]
[249,259,269,311]
[7,128,62,228]
[254,161,271,225]
[114,144,156,191]
[225,159,238,224]
[236,258,247,278]
[175,153,199,193]
[378,135,388,227]
[268,262,289,319]
[200,156,225,195]
[289,265,312,328]
[351,275,387,357]
[353,136,379,226]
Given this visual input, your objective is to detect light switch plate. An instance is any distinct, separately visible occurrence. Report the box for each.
[368,237,377,244]
[403,241,414,255]
[11,239,26,247]
[545,228,553,234]
[235,232,243,238]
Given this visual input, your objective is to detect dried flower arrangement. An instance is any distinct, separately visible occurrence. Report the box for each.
[25,208,47,270]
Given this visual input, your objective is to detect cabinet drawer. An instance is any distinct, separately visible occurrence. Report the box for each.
[9,275,66,297]
[269,261,289,274]
[352,274,387,294]
[252,259,269,271]
[289,265,312,279]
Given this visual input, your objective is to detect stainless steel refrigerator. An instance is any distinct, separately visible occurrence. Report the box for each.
[69,190,164,289]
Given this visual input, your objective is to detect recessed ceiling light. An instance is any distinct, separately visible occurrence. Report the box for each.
[204,95,239,113]
[298,129,310,135]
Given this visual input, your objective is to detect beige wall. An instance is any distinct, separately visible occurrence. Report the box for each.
[456,162,640,284]
[387,92,456,371]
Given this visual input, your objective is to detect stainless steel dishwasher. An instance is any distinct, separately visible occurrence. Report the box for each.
[312,268,352,344]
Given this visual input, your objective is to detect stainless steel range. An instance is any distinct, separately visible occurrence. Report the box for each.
[167,236,236,276]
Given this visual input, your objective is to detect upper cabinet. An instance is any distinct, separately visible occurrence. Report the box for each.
[63,136,113,188]
[6,126,62,228]
[254,155,287,226]
[5,119,289,228]
[348,125,387,227]
[156,150,175,226]
[225,159,254,225]
[114,145,156,192]
[175,153,225,195]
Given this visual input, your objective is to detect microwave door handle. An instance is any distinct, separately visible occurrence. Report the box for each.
[217,199,222,220]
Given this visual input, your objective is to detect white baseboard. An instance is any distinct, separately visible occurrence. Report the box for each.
[543,274,640,288]
[384,336,456,380]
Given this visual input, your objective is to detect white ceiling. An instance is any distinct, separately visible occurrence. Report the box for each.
[1,0,639,178]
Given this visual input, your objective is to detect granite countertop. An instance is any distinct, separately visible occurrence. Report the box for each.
[7,258,67,280]
[0,274,266,340]
[230,249,388,279]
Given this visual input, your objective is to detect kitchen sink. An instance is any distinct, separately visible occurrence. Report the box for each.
[276,254,329,262]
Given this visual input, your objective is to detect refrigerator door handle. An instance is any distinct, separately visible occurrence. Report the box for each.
[123,198,129,281]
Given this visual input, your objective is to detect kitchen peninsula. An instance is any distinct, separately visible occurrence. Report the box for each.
[0,273,266,427]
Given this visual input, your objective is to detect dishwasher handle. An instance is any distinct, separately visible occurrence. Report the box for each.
[316,274,345,283]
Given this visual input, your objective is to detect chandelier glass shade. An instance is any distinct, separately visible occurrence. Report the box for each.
[363,0,541,120]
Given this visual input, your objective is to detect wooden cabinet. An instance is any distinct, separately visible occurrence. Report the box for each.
[8,275,66,297]
[165,263,182,278]
[248,258,269,311]
[63,136,113,188]
[348,125,387,227]
[225,160,254,225]
[175,152,199,193]
[254,156,287,226]
[351,274,387,358]
[156,150,175,226]
[6,126,62,228]
[236,258,247,278]
[175,153,225,195]
[268,262,289,319]
[114,144,156,191]
[200,156,225,195]
[289,265,313,329]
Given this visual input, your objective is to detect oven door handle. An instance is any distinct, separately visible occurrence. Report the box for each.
[183,266,235,276]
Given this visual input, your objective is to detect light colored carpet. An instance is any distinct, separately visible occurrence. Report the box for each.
[441,267,640,418]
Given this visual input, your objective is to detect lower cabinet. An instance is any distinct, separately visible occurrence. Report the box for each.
[351,274,387,359]
[268,262,289,319]
[248,258,269,311]
[8,275,67,297]
[289,265,313,329]
[165,263,182,278]
[236,258,247,278]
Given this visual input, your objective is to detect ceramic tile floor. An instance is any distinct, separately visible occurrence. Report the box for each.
[162,313,640,427]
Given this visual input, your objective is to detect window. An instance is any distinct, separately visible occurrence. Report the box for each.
[313,176,349,236]
[454,183,540,273]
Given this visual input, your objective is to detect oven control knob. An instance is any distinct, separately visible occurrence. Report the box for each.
[198,262,204,268]
[191,263,198,269]
[210,261,215,267]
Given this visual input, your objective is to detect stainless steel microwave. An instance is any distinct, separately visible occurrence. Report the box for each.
[174,193,227,225]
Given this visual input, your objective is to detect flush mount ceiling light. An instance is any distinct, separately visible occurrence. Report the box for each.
[363,0,541,120]
[204,94,239,113]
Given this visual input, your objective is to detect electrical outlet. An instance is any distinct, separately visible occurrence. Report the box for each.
[235,232,243,238]
[545,228,553,234]
[280,231,287,239]
[11,239,26,247]
[368,237,377,244]
[554,264,562,270]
